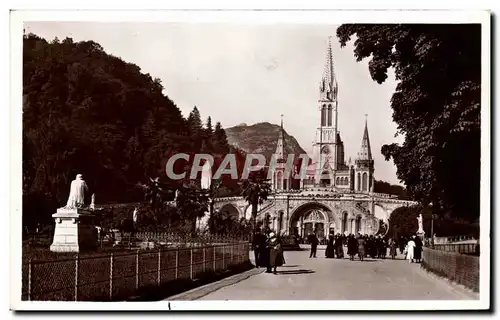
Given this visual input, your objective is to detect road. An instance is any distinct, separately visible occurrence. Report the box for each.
[197,249,477,300]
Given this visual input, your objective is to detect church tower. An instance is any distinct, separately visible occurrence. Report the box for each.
[271,115,289,191]
[312,37,339,186]
[354,116,375,192]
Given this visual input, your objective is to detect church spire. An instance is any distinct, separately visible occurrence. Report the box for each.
[319,36,338,102]
[275,114,286,161]
[358,115,372,160]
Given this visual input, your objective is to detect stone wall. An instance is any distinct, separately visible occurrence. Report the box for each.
[422,247,479,292]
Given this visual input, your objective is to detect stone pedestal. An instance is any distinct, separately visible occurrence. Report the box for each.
[50,208,98,252]
[417,231,425,241]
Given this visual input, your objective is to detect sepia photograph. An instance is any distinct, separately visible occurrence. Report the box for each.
[10,9,490,311]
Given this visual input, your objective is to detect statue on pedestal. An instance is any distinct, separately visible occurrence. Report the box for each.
[417,213,424,234]
[64,174,88,209]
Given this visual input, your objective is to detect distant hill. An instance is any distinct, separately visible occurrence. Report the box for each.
[225,122,307,162]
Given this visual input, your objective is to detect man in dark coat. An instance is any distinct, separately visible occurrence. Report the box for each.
[414,235,423,262]
[252,228,267,268]
[307,232,319,258]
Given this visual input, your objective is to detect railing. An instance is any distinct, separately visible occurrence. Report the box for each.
[422,247,479,292]
[432,243,479,255]
[22,242,250,301]
[433,235,478,245]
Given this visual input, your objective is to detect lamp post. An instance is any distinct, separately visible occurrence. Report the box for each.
[431,214,437,248]
[286,195,290,235]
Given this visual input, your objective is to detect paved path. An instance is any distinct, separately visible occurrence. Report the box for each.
[197,249,477,300]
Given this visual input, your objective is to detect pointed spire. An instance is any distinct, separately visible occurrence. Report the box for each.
[275,114,286,161]
[358,115,372,160]
[319,36,338,101]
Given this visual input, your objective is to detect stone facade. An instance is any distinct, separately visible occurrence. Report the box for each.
[213,191,416,239]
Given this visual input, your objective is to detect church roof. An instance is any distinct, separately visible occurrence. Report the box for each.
[357,118,372,160]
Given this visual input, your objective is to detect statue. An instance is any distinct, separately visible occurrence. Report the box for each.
[133,207,139,223]
[174,189,180,201]
[201,160,212,190]
[89,193,95,210]
[417,213,424,233]
[64,174,88,209]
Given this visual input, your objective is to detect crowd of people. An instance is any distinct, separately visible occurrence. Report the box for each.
[252,229,425,273]
[307,233,424,263]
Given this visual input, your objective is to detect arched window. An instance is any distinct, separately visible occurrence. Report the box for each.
[321,105,326,126]
[336,177,340,185]
[362,172,368,191]
[357,173,361,191]
[355,216,362,235]
[327,105,332,126]
[345,177,349,186]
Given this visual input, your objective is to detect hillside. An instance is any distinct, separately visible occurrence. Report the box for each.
[225,122,306,162]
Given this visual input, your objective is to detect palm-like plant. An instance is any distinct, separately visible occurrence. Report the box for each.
[240,169,272,235]
[175,181,209,235]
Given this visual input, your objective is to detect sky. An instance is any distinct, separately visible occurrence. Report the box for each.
[24,22,404,185]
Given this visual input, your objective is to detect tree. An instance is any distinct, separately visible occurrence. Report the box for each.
[22,34,236,230]
[388,205,479,238]
[213,122,231,155]
[240,169,272,235]
[187,106,203,153]
[337,24,480,220]
[175,181,209,235]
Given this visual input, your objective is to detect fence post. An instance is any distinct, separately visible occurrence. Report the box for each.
[157,249,161,286]
[230,244,234,267]
[28,259,32,301]
[74,254,79,301]
[190,247,193,280]
[175,248,179,280]
[135,249,139,291]
[109,253,114,300]
[222,245,225,269]
[203,246,206,273]
[213,245,216,271]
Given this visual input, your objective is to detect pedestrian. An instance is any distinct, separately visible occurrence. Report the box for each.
[399,236,405,254]
[414,235,423,263]
[389,238,397,259]
[267,232,285,274]
[334,234,344,258]
[325,234,335,258]
[252,228,266,268]
[357,235,366,261]
[307,232,319,258]
[347,234,358,261]
[405,237,416,263]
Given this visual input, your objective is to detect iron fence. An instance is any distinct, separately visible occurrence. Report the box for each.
[422,247,479,292]
[432,243,479,255]
[22,242,250,301]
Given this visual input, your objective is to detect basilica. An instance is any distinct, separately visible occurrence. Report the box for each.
[214,39,414,239]
[270,39,375,193]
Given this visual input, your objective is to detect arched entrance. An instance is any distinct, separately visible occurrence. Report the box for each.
[218,204,241,220]
[289,202,332,241]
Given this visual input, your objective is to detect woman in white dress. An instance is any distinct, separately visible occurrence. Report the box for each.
[406,237,416,263]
